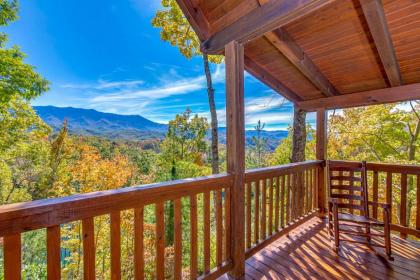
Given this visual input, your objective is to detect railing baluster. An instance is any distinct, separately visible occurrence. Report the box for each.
[372,171,379,219]
[215,189,223,266]
[274,177,280,231]
[4,233,21,280]
[174,199,182,280]
[111,211,121,280]
[417,175,420,232]
[204,191,211,272]
[305,170,309,214]
[280,175,285,228]
[47,225,61,280]
[155,202,165,280]
[349,171,354,214]
[246,183,252,249]
[400,174,408,239]
[268,178,273,235]
[134,206,144,280]
[286,174,290,224]
[261,179,267,239]
[224,187,231,260]
[386,172,392,207]
[190,194,198,278]
[82,217,95,280]
[254,181,260,244]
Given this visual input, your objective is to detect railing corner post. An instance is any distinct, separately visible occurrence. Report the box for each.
[225,40,246,279]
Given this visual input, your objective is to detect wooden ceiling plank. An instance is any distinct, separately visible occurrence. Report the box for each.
[359,0,403,87]
[244,55,302,103]
[265,28,340,97]
[201,0,335,54]
[175,0,211,41]
[297,83,420,111]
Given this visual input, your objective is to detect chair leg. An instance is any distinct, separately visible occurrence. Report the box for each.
[328,203,333,235]
[365,225,371,242]
[332,204,340,250]
[384,209,393,260]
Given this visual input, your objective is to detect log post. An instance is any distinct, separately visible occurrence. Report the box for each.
[225,40,245,278]
[316,109,327,216]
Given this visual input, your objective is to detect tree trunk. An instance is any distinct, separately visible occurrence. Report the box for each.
[291,106,307,163]
[291,106,306,217]
[203,53,219,174]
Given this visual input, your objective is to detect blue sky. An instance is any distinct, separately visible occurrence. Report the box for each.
[4,0,314,130]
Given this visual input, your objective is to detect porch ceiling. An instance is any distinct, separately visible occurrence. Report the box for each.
[176,0,420,111]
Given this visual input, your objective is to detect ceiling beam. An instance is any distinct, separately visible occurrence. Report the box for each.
[297,83,420,111]
[265,28,340,97]
[201,0,335,54]
[175,0,211,41]
[244,55,302,103]
[359,0,402,87]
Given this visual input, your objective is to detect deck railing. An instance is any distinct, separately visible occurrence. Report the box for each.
[0,160,418,279]
[244,160,323,258]
[367,162,420,239]
[0,174,232,280]
[328,160,420,239]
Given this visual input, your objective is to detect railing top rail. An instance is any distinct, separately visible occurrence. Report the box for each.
[329,160,420,175]
[0,173,231,236]
[245,160,323,182]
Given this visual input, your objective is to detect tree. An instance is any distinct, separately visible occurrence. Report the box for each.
[269,124,316,166]
[328,103,420,227]
[0,0,51,203]
[247,120,269,168]
[158,108,210,180]
[152,0,223,174]
[292,106,307,162]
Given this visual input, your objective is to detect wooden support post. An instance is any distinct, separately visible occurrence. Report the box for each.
[316,109,327,216]
[225,40,245,279]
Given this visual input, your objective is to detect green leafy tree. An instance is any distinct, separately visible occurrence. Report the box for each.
[0,0,51,203]
[247,120,269,168]
[152,0,223,174]
[269,124,316,166]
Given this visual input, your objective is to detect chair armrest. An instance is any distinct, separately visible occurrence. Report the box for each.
[328,197,339,204]
[368,201,391,210]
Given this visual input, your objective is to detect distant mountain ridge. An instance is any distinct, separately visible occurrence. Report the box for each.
[35,106,288,149]
[34,106,167,140]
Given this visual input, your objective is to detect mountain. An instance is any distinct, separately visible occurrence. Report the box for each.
[34,106,167,140]
[218,127,288,151]
[35,106,288,149]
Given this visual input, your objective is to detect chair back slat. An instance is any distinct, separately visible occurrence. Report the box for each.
[327,160,369,216]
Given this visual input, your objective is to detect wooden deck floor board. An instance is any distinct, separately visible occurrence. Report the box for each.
[220,217,420,280]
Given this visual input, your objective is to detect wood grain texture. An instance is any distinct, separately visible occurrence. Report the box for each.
[204,191,211,272]
[298,83,420,111]
[316,109,327,214]
[265,28,340,97]
[190,194,198,278]
[110,211,121,280]
[4,233,21,280]
[82,218,95,280]
[215,190,223,266]
[359,0,402,86]
[225,40,245,278]
[173,199,182,280]
[0,174,230,236]
[244,217,420,280]
[201,0,334,53]
[47,226,61,280]
[134,207,144,280]
[155,202,165,280]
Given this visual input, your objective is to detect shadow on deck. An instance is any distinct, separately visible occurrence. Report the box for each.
[221,217,420,280]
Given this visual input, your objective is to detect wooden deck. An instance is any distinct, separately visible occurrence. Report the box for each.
[220,217,420,280]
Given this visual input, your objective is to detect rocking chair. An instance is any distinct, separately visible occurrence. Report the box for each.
[327,160,392,260]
